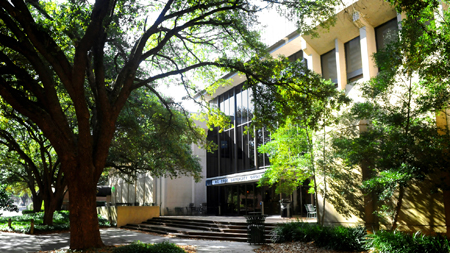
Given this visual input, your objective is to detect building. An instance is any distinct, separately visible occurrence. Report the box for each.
[110,0,448,234]
[199,0,447,234]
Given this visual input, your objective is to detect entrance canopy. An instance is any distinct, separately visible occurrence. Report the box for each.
[205,169,266,186]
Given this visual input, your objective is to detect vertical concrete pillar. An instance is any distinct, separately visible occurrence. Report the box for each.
[354,14,377,79]
[301,38,322,74]
[335,38,347,90]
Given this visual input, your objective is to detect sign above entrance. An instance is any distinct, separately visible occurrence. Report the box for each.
[206,172,264,186]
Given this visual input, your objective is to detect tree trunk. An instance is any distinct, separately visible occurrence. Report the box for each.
[32,193,43,212]
[56,193,65,211]
[43,197,60,226]
[67,169,104,250]
[391,185,405,231]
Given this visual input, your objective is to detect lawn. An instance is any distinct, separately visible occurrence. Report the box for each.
[0,210,110,233]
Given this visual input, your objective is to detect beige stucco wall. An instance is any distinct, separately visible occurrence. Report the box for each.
[97,206,118,225]
[99,206,159,228]
[110,173,154,205]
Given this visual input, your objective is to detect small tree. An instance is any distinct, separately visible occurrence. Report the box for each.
[0,184,19,216]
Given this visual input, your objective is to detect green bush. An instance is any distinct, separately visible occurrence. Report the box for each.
[113,241,185,253]
[0,210,110,233]
[367,230,450,253]
[22,210,37,215]
[270,221,367,252]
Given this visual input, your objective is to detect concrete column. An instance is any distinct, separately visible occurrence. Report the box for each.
[301,38,322,74]
[335,38,347,90]
[397,12,406,28]
[353,14,377,79]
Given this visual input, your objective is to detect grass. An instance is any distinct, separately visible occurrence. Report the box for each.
[0,210,110,233]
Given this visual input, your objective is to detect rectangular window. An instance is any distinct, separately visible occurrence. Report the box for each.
[321,49,337,84]
[256,128,264,168]
[236,86,242,125]
[245,123,255,170]
[206,128,219,178]
[288,50,303,62]
[241,87,248,123]
[345,37,363,82]
[248,88,254,120]
[237,125,244,172]
[375,18,399,51]
[263,128,271,167]
[228,90,235,126]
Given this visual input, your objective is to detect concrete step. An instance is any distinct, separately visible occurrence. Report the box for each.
[122,216,275,242]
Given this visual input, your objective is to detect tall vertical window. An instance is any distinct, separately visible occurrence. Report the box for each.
[206,128,219,178]
[236,86,243,125]
[208,83,260,176]
[321,49,337,84]
[345,37,363,82]
[375,18,399,51]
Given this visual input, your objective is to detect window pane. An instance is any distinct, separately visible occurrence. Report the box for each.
[223,92,229,118]
[345,37,363,81]
[256,128,264,168]
[229,90,235,125]
[207,128,219,178]
[237,126,244,171]
[376,18,399,51]
[321,49,337,84]
[264,128,271,167]
[246,123,255,170]
[236,86,242,125]
[220,130,231,175]
[288,50,303,62]
[248,88,254,119]
[242,88,248,123]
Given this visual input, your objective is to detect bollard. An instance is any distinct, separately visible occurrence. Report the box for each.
[30,219,34,234]
[8,218,12,229]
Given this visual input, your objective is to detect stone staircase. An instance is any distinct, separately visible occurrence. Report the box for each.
[121,216,277,242]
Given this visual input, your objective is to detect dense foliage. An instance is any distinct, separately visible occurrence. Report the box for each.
[367,230,450,253]
[332,0,450,233]
[0,0,344,248]
[0,184,18,216]
[0,210,110,233]
[271,221,450,252]
[112,241,185,253]
[270,221,367,252]
[107,90,204,182]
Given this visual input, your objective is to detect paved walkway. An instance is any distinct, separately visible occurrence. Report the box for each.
[0,228,261,253]
[161,215,316,223]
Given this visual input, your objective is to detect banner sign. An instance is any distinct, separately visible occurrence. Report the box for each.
[206,173,264,186]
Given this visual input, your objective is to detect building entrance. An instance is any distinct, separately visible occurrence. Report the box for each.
[207,181,315,216]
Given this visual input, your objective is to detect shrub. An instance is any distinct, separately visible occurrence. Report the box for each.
[1,210,110,233]
[270,221,367,252]
[22,210,36,215]
[367,230,450,253]
[113,241,185,253]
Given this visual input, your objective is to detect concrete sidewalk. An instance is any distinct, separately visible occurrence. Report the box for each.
[0,228,261,253]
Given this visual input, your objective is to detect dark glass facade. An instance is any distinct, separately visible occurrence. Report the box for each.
[206,51,315,216]
[207,83,268,179]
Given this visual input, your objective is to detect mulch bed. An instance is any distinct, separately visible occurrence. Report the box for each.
[255,241,369,253]
[33,245,197,253]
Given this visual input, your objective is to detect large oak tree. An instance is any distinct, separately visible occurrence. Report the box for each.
[0,0,343,249]
[0,0,268,249]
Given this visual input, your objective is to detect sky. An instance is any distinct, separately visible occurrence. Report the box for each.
[158,7,298,112]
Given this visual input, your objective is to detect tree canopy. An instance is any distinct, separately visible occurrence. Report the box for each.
[0,0,344,249]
